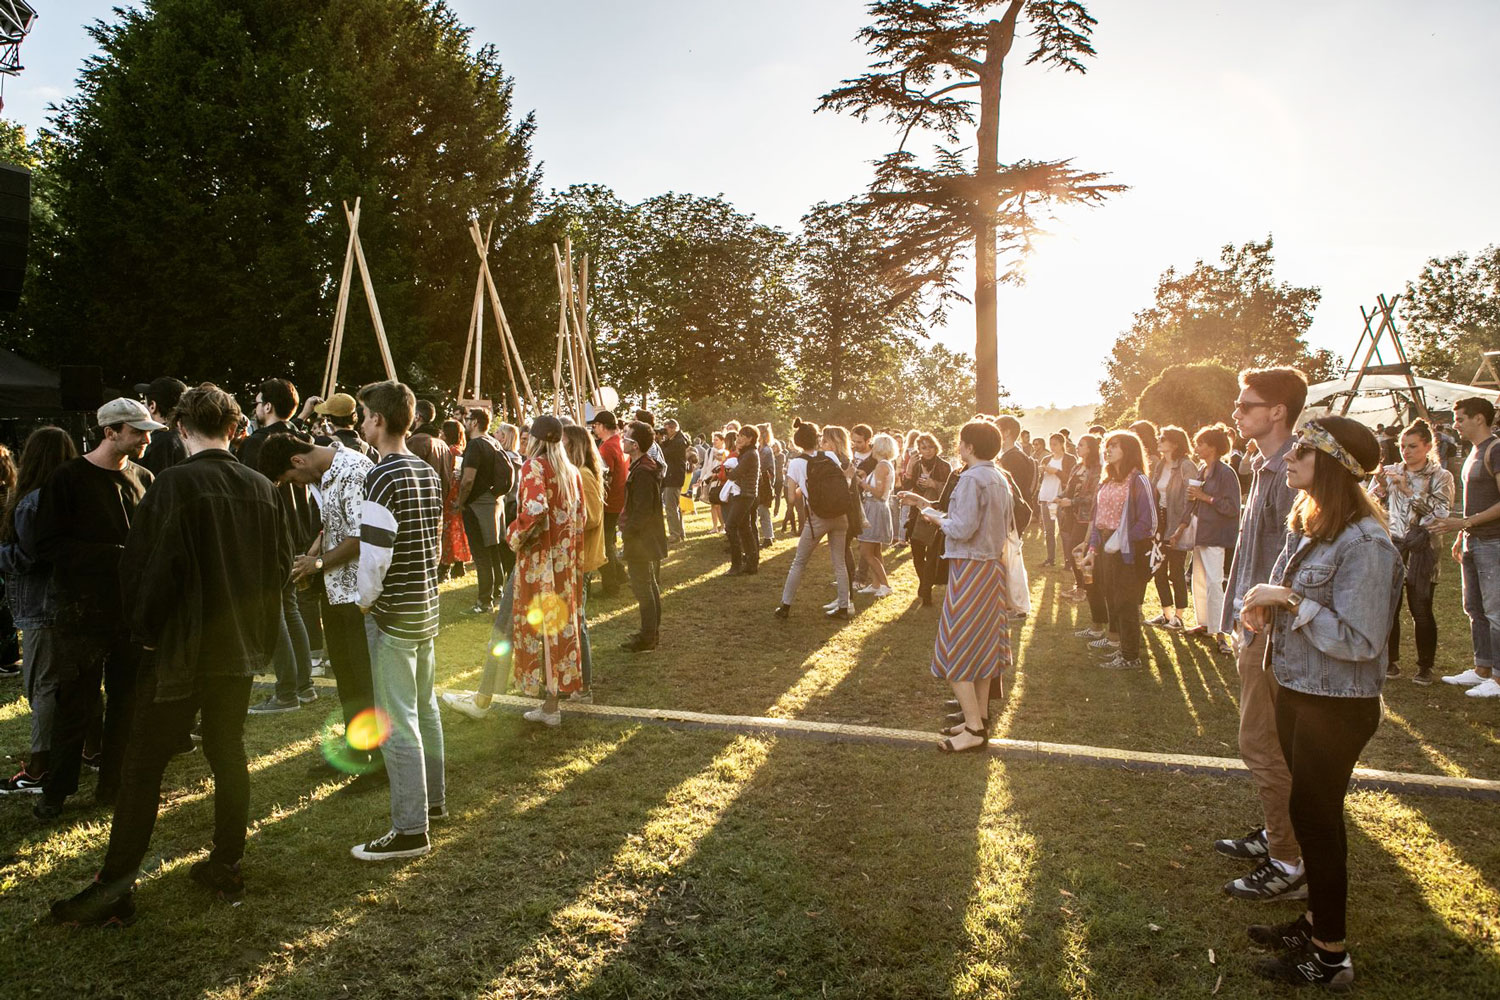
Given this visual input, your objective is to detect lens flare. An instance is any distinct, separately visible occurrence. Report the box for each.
[347,707,392,751]
[523,593,572,637]
[317,708,388,775]
[491,639,512,657]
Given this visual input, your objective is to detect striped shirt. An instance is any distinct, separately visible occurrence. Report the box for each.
[358,452,443,641]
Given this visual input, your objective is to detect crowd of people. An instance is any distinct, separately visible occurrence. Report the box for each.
[1,362,1496,990]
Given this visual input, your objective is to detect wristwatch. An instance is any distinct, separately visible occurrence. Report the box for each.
[314,557,324,572]
[1285,591,1303,611]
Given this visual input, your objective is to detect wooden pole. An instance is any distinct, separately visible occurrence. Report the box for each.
[345,201,396,381]
[324,199,362,397]
[457,263,481,401]
[468,221,534,414]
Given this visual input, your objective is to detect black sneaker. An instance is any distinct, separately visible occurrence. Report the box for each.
[0,768,46,795]
[81,751,102,773]
[1213,827,1269,860]
[1224,858,1308,901]
[1386,661,1401,679]
[1247,912,1314,951]
[773,604,790,620]
[1413,665,1435,686]
[621,635,658,653]
[429,804,449,822]
[34,799,64,821]
[825,606,851,620]
[351,829,431,861]
[0,661,19,677]
[248,694,300,715]
[50,879,136,927]
[189,858,245,901]
[296,687,318,705]
[1254,941,1354,990]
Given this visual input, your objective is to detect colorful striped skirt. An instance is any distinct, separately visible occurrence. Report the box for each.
[930,557,1011,682]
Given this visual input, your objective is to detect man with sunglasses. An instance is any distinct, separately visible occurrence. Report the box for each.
[1213,366,1310,903]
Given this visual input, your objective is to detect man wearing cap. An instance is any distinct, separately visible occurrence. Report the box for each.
[660,419,689,545]
[30,398,161,819]
[135,377,189,475]
[316,393,375,459]
[590,409,629,595]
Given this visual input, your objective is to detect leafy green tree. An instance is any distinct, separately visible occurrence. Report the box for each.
[1097,237,1336,424]
[6,0,540,396]
[0,120,62,355]
[819,0,1123,414]
[1134,362,1240,433]
[1401,246,1500,384]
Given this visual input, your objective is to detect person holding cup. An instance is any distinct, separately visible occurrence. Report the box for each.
[1185,423,1242,655]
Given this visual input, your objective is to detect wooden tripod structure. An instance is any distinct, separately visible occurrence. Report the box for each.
[551,236,601,423]
[321,198,397,398]
[457,218,535,421]
[1472,351,1500,390]
[1338,292,1429,421]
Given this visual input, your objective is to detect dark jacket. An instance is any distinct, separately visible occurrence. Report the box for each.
[1000,444,1036,502]
[408,429,453,498]
[1060,460,1101,528]
[661,430,690,489]
[620,453,668,562]
[729,444,760,505]
[1191,459,1241,549]
[139,429,188,476]
[33,456,153,629]
[119,450,290,701]
[0,489,54,629]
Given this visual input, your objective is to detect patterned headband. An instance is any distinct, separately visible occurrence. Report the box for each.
[1294,421,1369,478]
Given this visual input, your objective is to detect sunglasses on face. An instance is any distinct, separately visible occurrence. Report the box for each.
[1291,441,1316,460]
[1233,399,1274,413]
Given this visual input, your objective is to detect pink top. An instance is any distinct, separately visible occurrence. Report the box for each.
[1094,480,1128,531]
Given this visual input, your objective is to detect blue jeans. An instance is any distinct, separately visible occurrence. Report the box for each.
[579,582,593,691]
[1461,537,1500,668]
[663,483,685,543]
[478,573,518,700]
[273,582,314,701]
[370,628,445,835]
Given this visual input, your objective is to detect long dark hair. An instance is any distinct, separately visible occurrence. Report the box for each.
[1,427,79,543]
[1288,416,1385,542]
[1103,430,1146,483]
[1077,433,1100,468]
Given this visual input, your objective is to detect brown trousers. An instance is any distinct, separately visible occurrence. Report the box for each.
[1237,629,1302,862]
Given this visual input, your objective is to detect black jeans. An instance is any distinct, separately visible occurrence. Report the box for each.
[602,511,625,591]
[627,558,661,638]
[296,580,325,653]
[321,598,375,733]
[1275,685,1381,943]
[44,630,138,806]
[1153,544,1189,612]
[1387,573,1437,669]
[911,538,936,599]
[101,666,253,883]
[725,496,758,572]
[462,508,507,607]
[1099,551,1151,659]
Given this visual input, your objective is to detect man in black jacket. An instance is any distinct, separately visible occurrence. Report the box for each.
[51,384,290,926]
[659,418,689,545]
[135,376,188,475]
[619,421,668,652]
[995,414,1036,503]
[725,425,761,576]
[32,397,160,819]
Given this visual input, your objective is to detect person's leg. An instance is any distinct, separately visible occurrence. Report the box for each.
[1085,569,1109,627]
[648,561,663,634]
[779,518,821,606]
[1192,546,1225,632]
[198,676,255,868]
[280,583,314,696]
[270,598,299,704]
[663,483,685,543]
[21,627,57,773]
[1470,538,1500,677]
[97,635,140,800]
[724,498,745,570]
[414,639,445,814]
[475,573,517,705]
[297,583,325,660]
[910,538,932,602]
[1461,546,1494,673]
[1115,556,1147,660]
[1386,580,1405,671]
[1171,549,1190,619]
[829,520,852,607]
[494,540,515,587]
[627,558,659,638]
[1152,552,1173,616]
[1042,503,1056,563]
[322,599,374,729]
[1237,630,1301,865]
[602,511,624,593]
[38,632,106,805]
[98,663,194,884]
[463,508,495,607]
[845,534,859,588]
[741,501,761,571]
[579,584,593,692]
[1276,687,1381,947]
[1408,573,1438,672]
[758,503,774,545]
[370,629,428,835]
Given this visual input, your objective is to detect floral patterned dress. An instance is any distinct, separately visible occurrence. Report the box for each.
[442,455,471,566]
[506,455,584,696]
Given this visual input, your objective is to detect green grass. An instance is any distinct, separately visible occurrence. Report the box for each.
[0,508,1496,998]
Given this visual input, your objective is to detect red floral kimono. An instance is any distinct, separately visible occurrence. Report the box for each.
[505,455,584,696]
[442,457,471,566]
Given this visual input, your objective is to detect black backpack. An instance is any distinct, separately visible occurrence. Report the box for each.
[804,453,849,520]
[490,445,521,500]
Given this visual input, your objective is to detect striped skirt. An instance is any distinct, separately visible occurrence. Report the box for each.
[930,557,1011,682]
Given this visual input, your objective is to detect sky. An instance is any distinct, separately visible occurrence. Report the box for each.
[6,0,1499,407]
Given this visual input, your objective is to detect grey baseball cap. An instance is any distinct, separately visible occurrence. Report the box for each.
[97,397,167,431]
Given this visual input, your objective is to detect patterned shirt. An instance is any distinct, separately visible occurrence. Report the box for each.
[319,444,375,606]
[358,453,443,640]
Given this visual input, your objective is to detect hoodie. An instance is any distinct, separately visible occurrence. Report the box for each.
[621,453,668,562]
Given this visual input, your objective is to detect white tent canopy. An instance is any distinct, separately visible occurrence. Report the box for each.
[1302,373,1500,427]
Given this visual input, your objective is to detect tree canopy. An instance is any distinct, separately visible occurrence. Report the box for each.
[1401,245,1500,385]
[1096,237,1336,424]
[1134,362,1240,434]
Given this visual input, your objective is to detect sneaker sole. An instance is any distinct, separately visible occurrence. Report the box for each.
[1225,883,1309,902]
[248,705,301,715]
[1213,845,1268,860]
[351,844,431,861]
[0,785,45,795]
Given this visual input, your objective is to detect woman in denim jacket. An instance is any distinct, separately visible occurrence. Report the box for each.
[1238,416,1402,990]
[1148,426,1199,629]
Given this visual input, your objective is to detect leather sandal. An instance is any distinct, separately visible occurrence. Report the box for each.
[938,725,988,754]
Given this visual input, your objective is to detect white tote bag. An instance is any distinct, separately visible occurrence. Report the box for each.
[1003,528,1030,616]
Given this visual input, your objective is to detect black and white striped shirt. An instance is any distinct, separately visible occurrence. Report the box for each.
[358,453,443,641]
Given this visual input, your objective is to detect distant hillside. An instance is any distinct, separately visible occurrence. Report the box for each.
[1016,403,1097,439]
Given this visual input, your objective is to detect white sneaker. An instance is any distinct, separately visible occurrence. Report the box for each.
[523,705,562,726]
[871,585,892,598]
[441,691,494,720]
[1442,668,1487,686]
[1465,678,1500,698]
[823,598,841,611]
[855,583,878,594]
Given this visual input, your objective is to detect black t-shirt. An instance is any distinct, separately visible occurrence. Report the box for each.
[463,435,502,499]
[139,428,188,476]
[33,456,153,625]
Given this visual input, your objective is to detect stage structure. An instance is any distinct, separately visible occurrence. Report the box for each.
[1332,292,1429,422]
[321,198,396,398]
[457,217,534,421]
[551,237,604,423]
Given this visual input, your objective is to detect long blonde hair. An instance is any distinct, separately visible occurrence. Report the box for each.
[527,435,580,514]
[822,425,851,464]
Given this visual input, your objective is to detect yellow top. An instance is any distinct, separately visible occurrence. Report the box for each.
[579,466,607,573]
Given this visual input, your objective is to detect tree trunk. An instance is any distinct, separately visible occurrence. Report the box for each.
[973,5,1022,415]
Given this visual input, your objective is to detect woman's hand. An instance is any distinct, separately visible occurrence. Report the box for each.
[1057,498,1072,508]
[1432,515,1468,535]
[1169,526,1186,547]
[1242,583,1294,611]
[1241,604,1269,633]
[1453,534,1464,563]
[1185,484,1207,502]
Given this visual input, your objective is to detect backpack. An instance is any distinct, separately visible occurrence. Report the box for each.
[491,446,521,500]
[1001,468,1033,533]
[804,453,849,520]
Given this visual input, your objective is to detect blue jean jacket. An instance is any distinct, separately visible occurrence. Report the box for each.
[1267,516,1403,698]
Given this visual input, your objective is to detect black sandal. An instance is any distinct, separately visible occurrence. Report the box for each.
[938,725,988,753]
[941,716,989,737]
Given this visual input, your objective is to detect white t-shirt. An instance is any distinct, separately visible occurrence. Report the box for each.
[1038,456,1065,503]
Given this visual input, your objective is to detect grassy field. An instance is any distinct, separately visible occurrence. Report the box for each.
[0,507,1496,999]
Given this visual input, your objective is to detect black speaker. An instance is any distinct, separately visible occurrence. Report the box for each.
[59,365,104,412]
[0,162,30,312]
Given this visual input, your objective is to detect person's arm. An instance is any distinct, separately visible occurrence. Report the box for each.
[505,460,545,550]
[1435,451,1500,533]
[357,475,396,610]
[0,494,39,576]
[934,475,980,542]
[122,491,186,648]
[1246,538,1399,661]
[457,466,478,507]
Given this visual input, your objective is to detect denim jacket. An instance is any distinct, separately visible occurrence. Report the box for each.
[0,489,54,630]
[1267,516,1403,698]
[936,460,1011,561]
[1221,438,1297,632]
